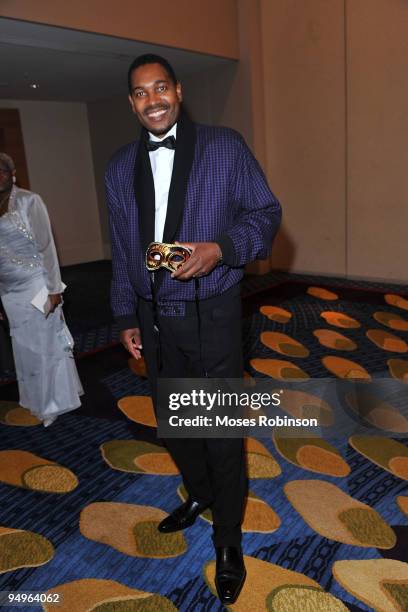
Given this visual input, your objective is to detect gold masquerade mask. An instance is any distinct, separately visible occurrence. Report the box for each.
[145,242,192,272]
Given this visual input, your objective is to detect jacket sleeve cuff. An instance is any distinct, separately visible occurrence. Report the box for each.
[215,234,236,267]
[115,314,139,332]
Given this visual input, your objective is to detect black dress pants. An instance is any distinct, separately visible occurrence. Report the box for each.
[138,284,247,547]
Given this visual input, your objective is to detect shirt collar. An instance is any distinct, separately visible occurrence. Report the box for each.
[148,122,177,143]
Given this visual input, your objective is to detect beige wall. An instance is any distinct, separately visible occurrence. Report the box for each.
[0,100,104,265]
[87,96,137,259]
[260,0,347,276]
[259,0,408,282]
[0,0,239,59]
[347,0,408,282]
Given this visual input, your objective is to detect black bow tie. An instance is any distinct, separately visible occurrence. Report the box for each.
[146,135,176,152]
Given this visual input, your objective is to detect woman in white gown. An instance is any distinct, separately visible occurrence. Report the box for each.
[0,153,83,426]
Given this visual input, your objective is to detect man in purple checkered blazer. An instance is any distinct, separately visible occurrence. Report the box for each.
[106,54,281,604]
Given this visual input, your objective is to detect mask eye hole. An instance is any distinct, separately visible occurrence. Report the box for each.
[151,251,162,262]
[169,253,185,263]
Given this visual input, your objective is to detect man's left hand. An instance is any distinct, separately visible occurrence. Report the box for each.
[171,242,222,281]
[48,293,62,313]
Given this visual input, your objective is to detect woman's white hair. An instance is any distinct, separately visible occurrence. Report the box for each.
[0,152,16,172]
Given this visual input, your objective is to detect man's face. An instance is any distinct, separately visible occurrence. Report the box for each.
[128,63,182,136]
[0,162,13,193]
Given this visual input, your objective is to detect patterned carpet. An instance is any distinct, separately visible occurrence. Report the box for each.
[0,275,407,611]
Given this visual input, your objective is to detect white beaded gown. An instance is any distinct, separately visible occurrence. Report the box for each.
[0,186,83,420]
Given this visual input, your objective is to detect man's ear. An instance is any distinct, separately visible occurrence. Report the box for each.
[128,94,136,113]
[176,82,183,103]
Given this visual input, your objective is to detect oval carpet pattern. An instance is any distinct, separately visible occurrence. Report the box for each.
[273,434,350,477]
[117,396,157,428]
[366,329,408,353]
[276,389,334,426]
[333,559,408,612]
[373,311,408,331]
[384,294,408,311]
[307,286,339,301]
[128,357,148,378]
[80,502,187,558]
[349,435,408,480]
[0,401,40,427]
[260,331,310,358]
[0,450,78,493]
[284,479,396,548]
[245,438,281,478]
[345,391,408,433]
[204,555,347,611]
[259,305,292,323]
[100,440,179,475]
[388,358,408,381]
[250,358,309,380]
[322,356,371,380]
[43,579,177,612]
[320,312,360,329]
[0,526,54,574]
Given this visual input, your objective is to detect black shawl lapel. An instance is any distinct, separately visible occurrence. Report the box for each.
[134,127,155,254]
[134,111,196,296]
[162,111,196,243]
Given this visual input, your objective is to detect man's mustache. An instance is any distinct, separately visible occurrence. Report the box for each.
[144,104,169,116]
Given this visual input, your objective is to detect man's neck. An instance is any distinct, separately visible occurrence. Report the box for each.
[148,122,177,142]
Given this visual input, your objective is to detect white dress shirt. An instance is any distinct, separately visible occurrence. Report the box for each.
[148,123,177,243]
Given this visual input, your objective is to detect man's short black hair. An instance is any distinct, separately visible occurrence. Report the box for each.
[128,54,178,93]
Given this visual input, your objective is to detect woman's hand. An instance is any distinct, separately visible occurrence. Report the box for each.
[48,293,62,313]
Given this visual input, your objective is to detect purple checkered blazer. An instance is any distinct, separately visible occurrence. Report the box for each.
[105,114,281,329]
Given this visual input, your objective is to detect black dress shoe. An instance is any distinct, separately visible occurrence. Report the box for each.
[158,499,207,533]
[215,546,246,605]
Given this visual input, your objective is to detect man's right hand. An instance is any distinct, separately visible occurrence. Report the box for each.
[120,328,143,359]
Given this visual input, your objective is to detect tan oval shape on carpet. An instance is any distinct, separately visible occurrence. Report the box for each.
[22,465,78,494]
[388,358,408,381]
[349,436,408,480]
[260,332,309,358]
[178,484,280,533]
[277,389,334,426]
[43,579,177,612]
[333,559,408,612]
[268,585,348,611]
[313,329,357,351]
[397,496,408,517]
[80,502,187,558]
[0,401,40,427]
[117,396,156,427]
[320,312,360,329]
[100,440,178,475]
[0,450,78,493]
[204,555,336,611]
[322,356,371,380]
[373,311,408,331]
[366,329,408,353]
[284,480,396,547]
[307,286,339,301]
[250,359,309,380]
[128,357,148,378]
[259,305,292,323]
[273,435,350,477]
[0,526,54,574]
[245,438,281,478]
[345,391,408,433]
[385,294,408,311]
